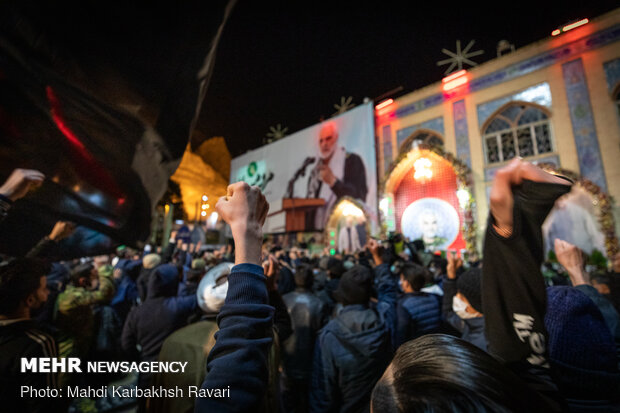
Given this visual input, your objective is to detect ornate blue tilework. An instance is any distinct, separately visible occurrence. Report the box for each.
[382,125,393,174]
[562,59,607,190]
[603,58,620,93]
[453,100,471,167]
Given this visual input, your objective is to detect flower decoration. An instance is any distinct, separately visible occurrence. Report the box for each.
[380,142,478,258]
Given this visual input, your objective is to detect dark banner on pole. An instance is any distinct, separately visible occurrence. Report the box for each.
[0,0,236,259]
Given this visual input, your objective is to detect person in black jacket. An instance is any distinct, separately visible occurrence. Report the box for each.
[481,158,572,411]
[546,238,620,410]
[121,263,197,411]
[554,238,620,340]
[135,253,161,302]
[395,262,441,348]
[545,285,619,411]
[310,240,396,413]
[282,264,328,412]
[0,258,65,413]
[122,264,197,362]
[315,256,346,318]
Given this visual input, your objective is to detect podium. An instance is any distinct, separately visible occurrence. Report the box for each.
[282,198,325,232]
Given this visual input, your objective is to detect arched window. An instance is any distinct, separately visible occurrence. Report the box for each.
[398,130,444,155]
[482,103,552,164]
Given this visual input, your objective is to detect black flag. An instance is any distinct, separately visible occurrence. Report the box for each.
[0,0,236,259]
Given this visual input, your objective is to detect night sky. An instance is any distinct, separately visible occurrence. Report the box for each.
[198,1,619,158]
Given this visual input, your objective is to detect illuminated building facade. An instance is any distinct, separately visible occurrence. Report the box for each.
[375,8,620,255]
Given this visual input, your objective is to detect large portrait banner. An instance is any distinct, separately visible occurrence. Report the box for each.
[231,103,377,234]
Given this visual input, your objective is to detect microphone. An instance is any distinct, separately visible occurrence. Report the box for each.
[286,156,316,198]
[300,156,316,174]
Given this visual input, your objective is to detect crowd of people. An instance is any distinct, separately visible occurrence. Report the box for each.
[1,159,619,413]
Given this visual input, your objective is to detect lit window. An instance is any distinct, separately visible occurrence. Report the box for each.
[482,103,552,165]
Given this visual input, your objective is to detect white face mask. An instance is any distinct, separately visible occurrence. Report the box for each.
[452,295,477,319]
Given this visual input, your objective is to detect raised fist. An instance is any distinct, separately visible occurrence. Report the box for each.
[0,169,45,201]
[216,182,269,266]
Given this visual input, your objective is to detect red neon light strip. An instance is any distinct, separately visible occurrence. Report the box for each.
[46,86,126,200]
[442,69,466,83]
[46,87,87,151]
[551,18,588,36]
[375,99,393,110]
[443,76,468,91]
[563,18,588,32]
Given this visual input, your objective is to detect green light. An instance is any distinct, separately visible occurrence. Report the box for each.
[330,248,336,255]
[330,240,335,246]
[330,231,335,237]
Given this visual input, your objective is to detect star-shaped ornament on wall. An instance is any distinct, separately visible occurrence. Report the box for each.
[332,96,355,116]
[437,40,484,75]
[264,123,289,144]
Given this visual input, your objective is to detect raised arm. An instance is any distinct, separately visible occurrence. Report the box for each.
[57,264,116,314]
[195,182,274,413]
[482,159,571,366]
[442,252,465,333]
[555,239,620,339]
[0,169,45,222]
[368,239,398,348]
[26,221,76,258]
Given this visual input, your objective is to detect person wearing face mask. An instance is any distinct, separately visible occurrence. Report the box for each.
[441,252,487,351]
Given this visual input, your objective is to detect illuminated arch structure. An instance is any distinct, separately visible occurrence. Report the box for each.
[398,129,444,154]
[381,141,478,257]
[324,196,372,255]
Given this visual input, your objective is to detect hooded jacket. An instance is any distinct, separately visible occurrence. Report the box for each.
[110,259,141,323]
[282,288,328,380]
[121,264,197,362]
[136,265,158,303]
[309,263,396,413]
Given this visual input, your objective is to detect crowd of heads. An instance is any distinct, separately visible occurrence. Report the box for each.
[1,163,620,413]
